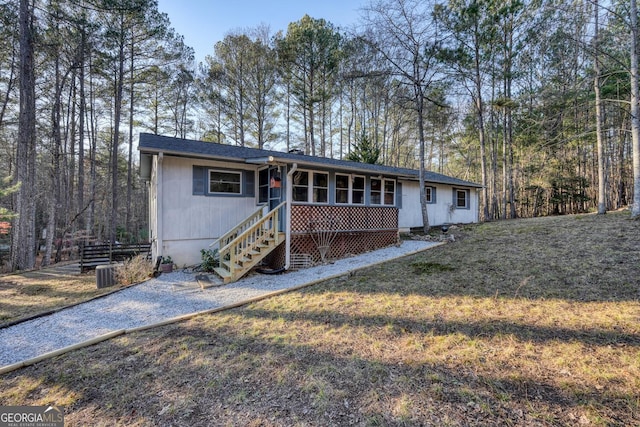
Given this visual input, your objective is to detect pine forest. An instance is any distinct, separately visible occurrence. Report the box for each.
[1,0,639,271]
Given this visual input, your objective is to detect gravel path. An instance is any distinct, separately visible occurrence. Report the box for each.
[0,240,438,368]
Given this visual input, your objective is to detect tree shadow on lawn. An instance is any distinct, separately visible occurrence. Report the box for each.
[1,214,638,425]
[239,306,640,348]
[328,214,640,304]
[1,316,636,426]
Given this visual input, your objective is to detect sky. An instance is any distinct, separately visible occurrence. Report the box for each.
[157,0,367,64]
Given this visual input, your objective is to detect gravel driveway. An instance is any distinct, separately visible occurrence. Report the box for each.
[0,240,438,369]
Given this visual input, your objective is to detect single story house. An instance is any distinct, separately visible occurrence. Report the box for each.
[138,133,482,282]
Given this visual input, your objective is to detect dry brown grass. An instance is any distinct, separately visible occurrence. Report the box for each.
[0,265,115,326]
[1,212,639,426]
[0,258,152,327]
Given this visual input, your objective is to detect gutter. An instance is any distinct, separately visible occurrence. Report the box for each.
[284,163,298,270]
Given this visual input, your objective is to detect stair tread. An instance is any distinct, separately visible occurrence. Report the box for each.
[213,267,231,278]
[221,260,242,269]
[212,224,283,283]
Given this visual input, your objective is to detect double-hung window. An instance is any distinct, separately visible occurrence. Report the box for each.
[352,176,365,204]
[209,170,241,194]
[425,186,436,204]
[384,180,395,205]
[454,188,470,209]
[292,170,328,203]
[313,172,328,203]
[335,174,365,204]
[371,178,395,206]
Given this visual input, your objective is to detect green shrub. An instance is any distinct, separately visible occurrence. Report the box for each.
[200,248,219,272]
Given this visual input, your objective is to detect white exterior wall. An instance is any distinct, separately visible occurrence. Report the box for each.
[398,180,479,231]
[153,155,258,267]
[146,154,480,264]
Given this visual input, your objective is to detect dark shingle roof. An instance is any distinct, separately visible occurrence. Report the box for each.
[138,133,482,188]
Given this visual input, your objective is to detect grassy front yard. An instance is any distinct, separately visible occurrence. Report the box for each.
[0,266,110,327]
[1,212,639,426]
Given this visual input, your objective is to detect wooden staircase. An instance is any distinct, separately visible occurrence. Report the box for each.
[212,202,286,284]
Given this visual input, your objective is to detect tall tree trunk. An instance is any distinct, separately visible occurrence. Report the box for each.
[594,0,607,215]
[309,74,316,156]
[630,0,640,218]
[473,22,490,221]
[501,16,516,219]
[43,44,63,268]
[416,86,430,233]
[0,54,16,129]
[88,49,97,237]
[126,35,135,239]
[77,24,86,232]
[475,57,492,221]
[111,13,126,244]
[286,79,291,152]
[11,0,37,271]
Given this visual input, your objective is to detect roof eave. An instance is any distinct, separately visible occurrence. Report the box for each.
[139,145,481,188]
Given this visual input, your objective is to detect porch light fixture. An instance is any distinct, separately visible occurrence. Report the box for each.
[245,156,275,164]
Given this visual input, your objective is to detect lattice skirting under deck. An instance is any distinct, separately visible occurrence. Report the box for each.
[263,230,400,269]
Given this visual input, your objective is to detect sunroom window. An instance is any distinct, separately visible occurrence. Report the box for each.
[292,171,309,202]
[384,180,395,205]
[336,174,365,204]
[353,176,365,204]
[313,172,328,203]
[371,179,382,204]
[292,170,328,203]
[336,174,349,204]
[371,178,395,206]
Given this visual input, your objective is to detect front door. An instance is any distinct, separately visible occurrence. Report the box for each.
[259,165,285,231]
[268,166,282,211]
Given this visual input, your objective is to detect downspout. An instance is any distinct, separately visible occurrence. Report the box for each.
[156,153,164,259]
[284,163,297,270]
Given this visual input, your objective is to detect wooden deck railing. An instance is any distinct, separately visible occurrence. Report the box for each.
[210,205,266,250]
[214,202,286,283]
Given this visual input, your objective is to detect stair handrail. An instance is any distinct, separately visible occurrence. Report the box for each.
[219,201,286,280]
[210,204,266,249]
[219,201,285,254]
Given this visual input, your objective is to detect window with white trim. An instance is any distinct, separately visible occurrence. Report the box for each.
[384,180,395,205]
[209,170,241,194]
[371,178,382,204]
[336,174,349,204]
[292,170,329,203]
[425,186,436,204]
[313,172,328,203]
[371,178,395,206]
[353,176,365,204]
[293,170,309,202]
[455,188,469,209]
[335,174,365,204]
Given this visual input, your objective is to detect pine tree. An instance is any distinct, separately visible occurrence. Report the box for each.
[346,131,380,164]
